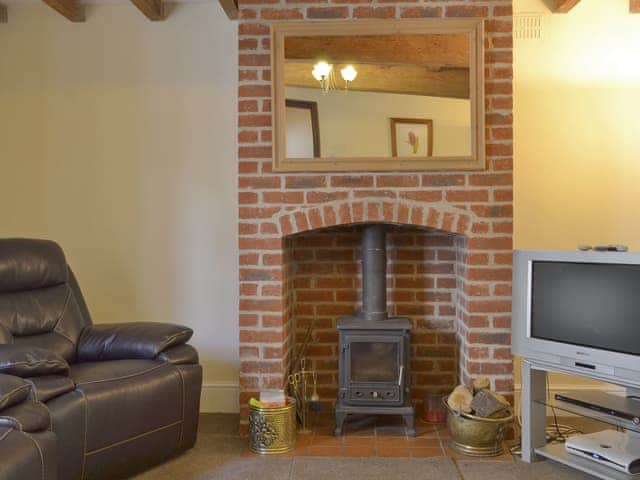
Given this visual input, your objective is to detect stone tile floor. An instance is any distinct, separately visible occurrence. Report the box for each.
[131,413,602,479]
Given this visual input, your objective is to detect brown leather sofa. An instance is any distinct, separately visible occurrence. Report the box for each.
[0,238,202,480]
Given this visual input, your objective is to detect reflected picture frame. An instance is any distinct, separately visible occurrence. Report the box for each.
[390,118,434,158]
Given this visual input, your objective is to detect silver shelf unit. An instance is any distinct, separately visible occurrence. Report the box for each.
[533,392,640,435]
[536,443,636,480]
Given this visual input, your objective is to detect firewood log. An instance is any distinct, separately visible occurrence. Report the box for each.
[470,389,510,418]
[447,385,473,413]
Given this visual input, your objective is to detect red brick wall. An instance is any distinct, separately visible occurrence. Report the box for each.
[237,0,514,426]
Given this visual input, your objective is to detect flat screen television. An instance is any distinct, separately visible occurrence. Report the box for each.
[512,250,640,388]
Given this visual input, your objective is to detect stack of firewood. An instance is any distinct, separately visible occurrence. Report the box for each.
[447,377,510,418]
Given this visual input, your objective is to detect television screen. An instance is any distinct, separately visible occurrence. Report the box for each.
[531,261,640,356]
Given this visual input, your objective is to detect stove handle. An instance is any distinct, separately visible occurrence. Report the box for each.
[398,365,404,386]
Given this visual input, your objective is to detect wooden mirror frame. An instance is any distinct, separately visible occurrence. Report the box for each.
[271,19,485,172]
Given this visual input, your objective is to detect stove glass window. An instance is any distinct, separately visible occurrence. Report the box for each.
[350,341,399,383]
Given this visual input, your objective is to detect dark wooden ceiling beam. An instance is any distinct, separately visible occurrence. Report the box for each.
[550,0,582,13]
[42,0,85,22]
[631,0,640,13]
[285,34,470,70]
[219,0,238,20]
[130,0,165,21]
[0,3,7,23]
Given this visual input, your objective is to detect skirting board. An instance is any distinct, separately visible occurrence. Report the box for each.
[198,382,626,414]
[200,381,240,413]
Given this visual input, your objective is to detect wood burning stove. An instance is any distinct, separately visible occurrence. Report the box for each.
[334,224,415,436]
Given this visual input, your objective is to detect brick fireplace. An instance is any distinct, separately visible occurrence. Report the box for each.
[237,0,514,430]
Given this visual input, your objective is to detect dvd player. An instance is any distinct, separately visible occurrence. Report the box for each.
[555,391,640,425]
[566,430,640,475]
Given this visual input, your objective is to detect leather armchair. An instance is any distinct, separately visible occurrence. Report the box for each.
[0,239,203,479]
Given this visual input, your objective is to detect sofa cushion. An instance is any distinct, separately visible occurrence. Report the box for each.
[0,239,68,294]
[0,374,31,411]
[0,345,69,377]
[25,375,75,403]
[0,400,50,432]
[70,360,184,452]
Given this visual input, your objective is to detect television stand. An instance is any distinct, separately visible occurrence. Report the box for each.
[520,359,640,480]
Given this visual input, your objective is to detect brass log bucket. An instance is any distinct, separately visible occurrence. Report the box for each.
[443,397,513,457]
[249,397,297,454]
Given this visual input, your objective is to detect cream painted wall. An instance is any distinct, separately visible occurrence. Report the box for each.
[514,0,640,390]
[285,86,472,158]
[0,2,239,411]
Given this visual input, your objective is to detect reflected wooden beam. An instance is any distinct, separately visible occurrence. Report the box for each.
[550,0,581,13]
[0,3,7,23]
[285,62,470,99]
[631,0,640,13]
[285,34,470,69]
[130,0,165,21]
[42,0,84,22]
[219,0,238,20]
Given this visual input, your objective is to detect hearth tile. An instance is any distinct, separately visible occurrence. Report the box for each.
[307,445,343,457]
[410,447,444,457]
[280,445,310,457]
[343,426,376,437]
[407,437,441,448]
[342,435,375,446]
[375,436,408,447]
[375,415,404,426]
[416,422,440,433]
[343,445,376,457]
[295,434,313,446]
[376,445,411,457]
[312,435,343,447]
[375,425,407,436]
[313,425,335,436]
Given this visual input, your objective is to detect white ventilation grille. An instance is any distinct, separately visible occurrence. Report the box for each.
[514,13,544,40]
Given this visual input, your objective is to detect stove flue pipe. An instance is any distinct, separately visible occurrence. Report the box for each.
[361,224,388,322]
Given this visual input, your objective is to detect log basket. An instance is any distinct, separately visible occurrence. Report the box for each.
[443,396,513,457]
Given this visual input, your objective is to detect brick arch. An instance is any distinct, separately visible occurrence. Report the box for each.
[276,198,474,238]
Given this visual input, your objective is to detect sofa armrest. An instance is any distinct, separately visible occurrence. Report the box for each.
[77,322,194,362]
[0,345,69,378]
[0,374,31,411]
[155,344,199,365]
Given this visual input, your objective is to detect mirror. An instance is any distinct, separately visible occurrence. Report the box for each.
[272,20,485,172]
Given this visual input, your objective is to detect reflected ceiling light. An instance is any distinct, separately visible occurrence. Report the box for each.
[340,65,358,83]
[311,62,357,93]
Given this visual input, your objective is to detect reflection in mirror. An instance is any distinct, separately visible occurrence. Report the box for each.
[284,32,472,159]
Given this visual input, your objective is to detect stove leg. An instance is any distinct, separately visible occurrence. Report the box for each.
[403,413,416,437]
[334,412,347,436]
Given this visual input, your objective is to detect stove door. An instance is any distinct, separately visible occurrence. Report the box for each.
[343,335,404,406]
